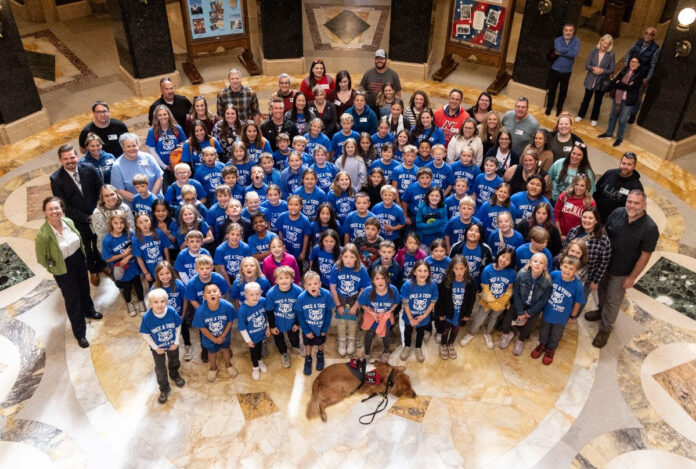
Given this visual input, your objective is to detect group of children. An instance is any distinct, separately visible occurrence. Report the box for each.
[109,112,591,404]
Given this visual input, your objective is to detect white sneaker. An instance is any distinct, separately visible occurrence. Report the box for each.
[137,301,146,315]
[399,346,411,361]
[281,353,290,368]
[435,333,442,343]
[484,334,494,349]
[127,302,137,317]
[338,338,347,357]
[591,120,598,127]
[258,360,268,373]
[207,369,217,383]
[226,365,238,378]
[423,330,431,342]
[575,116,582,122]
[184,345,193,361]
[459,333,474,347]
[252,367,260,381]
[347,337,356,355]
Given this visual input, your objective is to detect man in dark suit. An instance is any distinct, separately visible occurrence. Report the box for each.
[50,143,106,286]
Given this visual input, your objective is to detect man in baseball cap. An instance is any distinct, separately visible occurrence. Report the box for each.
[359,48,402,111]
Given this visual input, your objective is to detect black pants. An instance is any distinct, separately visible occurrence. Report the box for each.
[501,307,539,342]
[440,323,460,345]
[162,168,175,193]
[115,277,144,302]
[546,69,572,114]
[272,329,300,354]
[539,317,566,350]
[151,348,181,392]
[577,88,606,121]
[250,341,263,367]
[364,329,390,355]
[404,321,429,348]
[75,222,106,274]
[54,250,95,340]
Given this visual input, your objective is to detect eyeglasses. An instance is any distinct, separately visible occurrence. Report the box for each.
[574,141,587,148]
[94,110,109,114]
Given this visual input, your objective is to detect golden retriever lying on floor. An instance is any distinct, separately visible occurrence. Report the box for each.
[306,362,416,422]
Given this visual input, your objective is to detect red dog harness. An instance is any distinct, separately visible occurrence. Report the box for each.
[346,359,381,390]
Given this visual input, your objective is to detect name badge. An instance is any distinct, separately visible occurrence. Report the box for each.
[360,117,367,123]
[514,129,524,136]
[137,160,150,166]
[108,134,118,140]
[563,146,572,152]
[335,100,342,106]
[619,187,630,195]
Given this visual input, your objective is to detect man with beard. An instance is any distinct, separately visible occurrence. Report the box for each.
[148,77,192,127]
[78,101,128,156]
[359,49,402,111]
[593,152,643,222]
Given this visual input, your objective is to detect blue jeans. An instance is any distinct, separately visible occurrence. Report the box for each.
[606,101,634,140]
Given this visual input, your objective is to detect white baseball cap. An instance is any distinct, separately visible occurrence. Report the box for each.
[375,49,387,58]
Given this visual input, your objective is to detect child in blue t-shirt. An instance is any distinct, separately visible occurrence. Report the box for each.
[164,164,206,206]
[293,168,327,222]
[132,212,171,284]
[425,144,455,196]
[310,144,338,193]
[515,226,554,271]
[424,239,451,284]
[460,248,516,349]
[294,271,336,375]
[279,152,307,198]
[327,172,355,224]
[370,142,399,182]
[329,244,371,357]
[371,184,405,242]
[153,261,192,359]
[245,166,268,203]
[391,144,418,203]
[139,288,184,404]
[173,230,210,284]
[472,156,503,207]
[487,211,525,255]
[445,178,470,220]
[476,183,519,237]
[401,167,434,225]
[275,195,311,263]
[101,212,143,316]
[273,133,292,171]
[205,185,231,238]
[342,192,376,243]
[331,114,360,160]
[259,153,280,185]
[305,118,331,157]
[230,257,271,307]
[237,282,271,381]
[221,165,246,205]
[184,255,230,309]
[132,174,159,216]
[451,148,480,193]
[415,187,447,248]
[259,184,288,231]
[194,147,225,204]
[444,195,481,252]
[213,222,252,287]
[311,203,341,240]
[371,120,396,158]
[248,212,277,261]
[310,229,341,288]
[399,260,438,363]
[532,256,584,365]
[359,266,400,362]
[370,240,404,290]
[192,283,237,382]
[266,266,303,366]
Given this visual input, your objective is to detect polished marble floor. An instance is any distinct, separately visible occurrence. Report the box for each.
[3,14,696,469]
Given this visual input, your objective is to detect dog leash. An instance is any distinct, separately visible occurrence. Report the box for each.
[358,369,394,425]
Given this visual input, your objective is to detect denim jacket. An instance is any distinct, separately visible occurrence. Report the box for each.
[512,269,553,317]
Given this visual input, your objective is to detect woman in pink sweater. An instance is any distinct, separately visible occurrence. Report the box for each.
[554,174,596,239]
[262,237,301,286]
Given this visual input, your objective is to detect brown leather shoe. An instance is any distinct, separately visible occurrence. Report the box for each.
[90,272,100,287]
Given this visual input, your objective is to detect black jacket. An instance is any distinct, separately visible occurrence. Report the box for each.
[148,94,193,128]
[50,163,102,225]
[434,277,477,325]
[611,67,643,107]
[260,117,299,152]
[593,168,643,222]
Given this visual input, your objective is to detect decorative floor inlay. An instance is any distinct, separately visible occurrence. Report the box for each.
[25,184,52,223]
[237,392,279,421]
[653,360,696,422]
[635,256,696,318]
[389,395,431,423]
[0,243,34,292]
[324,10,371,44]
[305,3,390,50]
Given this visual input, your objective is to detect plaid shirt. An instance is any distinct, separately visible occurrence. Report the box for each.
[565,225,612,284]
[216,85,259,122]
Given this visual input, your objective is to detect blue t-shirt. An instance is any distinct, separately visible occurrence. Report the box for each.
[273,148,292,171]
[400,280,439,322]
[139,306,182,349]
[487,229,525,255]
[305,132,332,157]
[510,192,553,223]
[229,183,246,204]
[230,276,271,302]
[181,138,224,168]
[237,299,269,344]
[401,183,433,217]
[329,264,371,297]
[171,219,211,247]
[310,245,337,286]
[279,167,305,198]
[311,162,339,193]
[370,158,399,182]
[444,216,481,246]
[259,200,288,231]
[265,283,303,332]
[248,231,278,255]
[205,203,228,232]
[451,162,481,192]
[131,229,172,276]
[515,243,554,271]
[293,185,327,222]
[543,270,585,324]
[480,264,516,298]
[448,280,469,325]
[246,141,273,165]
[370,133,395,157]
[145,125,186,166]
[164,179,206,205]
[342,210,376,242]
[445,194,464,220]
[414,155,433,168]
[357,285,400,331]
[192,300,236,348]
[460,244,486,284]
[331,130,360,159]
[425,161,455,190]
[327,191,355,224]
[391,164,418,198]
[132,193,158,216]
[475,203,519,237]
[184,272,230,304]
[294,288,336,336]
[371,202,406,241]
[245,183,268,204]
[229,160,252,187]
[111,154,164,202]
[173,247,210,283]
[472,173,503,206]
[275,211,312,258]
[194,162,225,200]
[411,125,445,147]
[101,232,140,281]
[424,256,451,284]
[213,241,252,278]
[158,280,186,315]
[401,252,421,279]
[311,220,342,240]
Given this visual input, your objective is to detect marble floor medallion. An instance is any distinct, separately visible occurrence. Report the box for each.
[635,256,696,318]
[305,3,390,50]
[653,360,696,421]
[0,243,34,291]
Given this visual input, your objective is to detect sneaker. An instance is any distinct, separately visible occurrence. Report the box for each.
[338,338,347,357]
[499,332,514,349]
[226,365,238,378]
[126,302,137,317]
[423,330,431,342]
[207,369,217,383]
[483,334,494,349]
[415,348,425,363]
[303,356,312,375]
[184,345,193,361]
[542,348,555,365]
[201,349,209,363]
[316,351,325,370]
[459,333,474,347]
[252,367,260,381]
[347,337,356,355]
[379,351,391,363]
[400,346,411,361]
[531,343,546,359]
[281,353,290,368]
[258,360,268,373]
[591,120,598,127]
[513,339,525,356]
[575,116,582,122]
[173,375,185,387]
[593,330,610,348]
[585,309,601,321]
[597,132,610,139]
[435,333,442,343]
[440,344,448,360]
[137,301,146,315]
[292,346,303,356]
[158,390,169,404]
[448,344,457,359]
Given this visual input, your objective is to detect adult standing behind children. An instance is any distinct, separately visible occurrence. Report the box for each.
[79,101,129,156]
[148,77,192,127]
[501,98,539,156]
[546,24,580,116]
[261,98,299,152]
[216,68,260,124]
[110,133,163,204]
[359,49,402,111]
[593,152,643,222]
[434,89,470,147]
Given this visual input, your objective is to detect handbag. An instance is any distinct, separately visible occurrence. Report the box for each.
[598,75,612,93]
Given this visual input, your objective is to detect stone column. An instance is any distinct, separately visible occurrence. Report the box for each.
[627,0,696,160]
[0,0,50,144]
[508,0,583,108]
[106,0,180,96]
[259,0,304,75]
[388,0,433,80]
